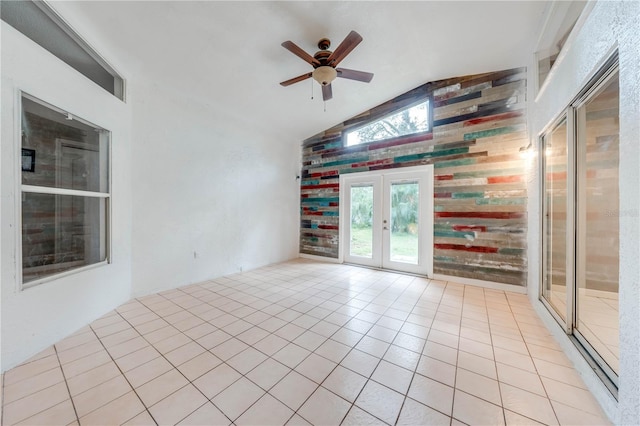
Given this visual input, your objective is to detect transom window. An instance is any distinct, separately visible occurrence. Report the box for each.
[346,100,430,147]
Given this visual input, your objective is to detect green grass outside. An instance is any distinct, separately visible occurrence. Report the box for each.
[350,227,418,262]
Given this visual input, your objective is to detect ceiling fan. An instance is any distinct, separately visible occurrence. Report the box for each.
[280,30,374,101]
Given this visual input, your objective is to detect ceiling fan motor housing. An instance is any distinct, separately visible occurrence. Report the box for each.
[313,49,332,67]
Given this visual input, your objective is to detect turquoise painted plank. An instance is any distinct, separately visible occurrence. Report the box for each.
[476,197,526,205]
[434,230,475,238]
[322,157,369,167]
[463,126,519,140]
[393,153,425,162]
[434,224,454,230]
[434,255,457,262]
[323,141,343,150]
[434,158,477,168]
[454,168,524,179]
[340,167,370,174]
[498,248,525,256]
[394,147,468,163]
[452,192,484,199]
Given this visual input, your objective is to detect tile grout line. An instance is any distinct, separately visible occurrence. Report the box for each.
[52,344,80,425]
[131,278,360,424]
[383,276,440,426]
[90,312,160,425]
[113,300,232,425]
[390,277,457,425]
[223,269,413,425]
[326,273,433,425]
[503,293,563,425]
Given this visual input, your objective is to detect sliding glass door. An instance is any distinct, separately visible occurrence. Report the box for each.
[542,118,570,324]
[575,70,620,378]
[541,57,619,387]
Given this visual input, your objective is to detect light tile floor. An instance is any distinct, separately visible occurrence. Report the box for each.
[1,260,611,425]
[545,286,619,373]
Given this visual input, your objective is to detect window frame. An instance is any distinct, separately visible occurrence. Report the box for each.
[18,92,112,290]
[534,1,594,99]
[343,98,432,147]
[1,1,126,101]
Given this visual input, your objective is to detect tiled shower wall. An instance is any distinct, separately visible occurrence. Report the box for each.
[300,67,528,286]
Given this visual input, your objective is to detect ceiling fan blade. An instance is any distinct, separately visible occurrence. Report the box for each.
[280,72,312,87]
[281,41,321,67]
[326,30,363,66]
[336,68,374,83]
[322,84,333,101]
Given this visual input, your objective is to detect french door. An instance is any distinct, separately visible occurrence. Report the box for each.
[340,166,433,276]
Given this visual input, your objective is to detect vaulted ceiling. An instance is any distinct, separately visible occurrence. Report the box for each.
[51,1,548,141]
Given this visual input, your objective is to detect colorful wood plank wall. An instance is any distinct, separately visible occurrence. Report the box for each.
[300,67,528,286]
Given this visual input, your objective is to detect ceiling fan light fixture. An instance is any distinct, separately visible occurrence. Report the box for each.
[312,66,337,86]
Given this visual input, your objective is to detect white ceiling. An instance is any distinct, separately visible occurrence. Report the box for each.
[52,1,549,142]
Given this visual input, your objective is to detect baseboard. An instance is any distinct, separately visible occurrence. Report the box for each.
[299,253,341,263]
[432,273,527,294]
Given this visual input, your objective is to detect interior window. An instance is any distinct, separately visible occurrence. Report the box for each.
[21,94,110,287]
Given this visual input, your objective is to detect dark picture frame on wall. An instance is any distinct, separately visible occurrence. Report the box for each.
[21,148,36,172]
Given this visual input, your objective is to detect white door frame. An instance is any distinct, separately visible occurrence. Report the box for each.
[339,165,434,276]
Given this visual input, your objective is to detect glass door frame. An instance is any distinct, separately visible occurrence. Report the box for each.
[540,114,576,334]
[572,61,620,387]
[339,165,434,276]
[539,54,619,391]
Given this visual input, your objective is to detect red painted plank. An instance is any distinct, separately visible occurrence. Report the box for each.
[463,111,523,127]
[434,243,499,253]
[310,170,339,178]
[435,212,525,219]
[301,183,340,190]
[487,175,523,184]
[435,192,452,198]
[318,225,339,230]
[452,225,487,232]
[436,175,454,181]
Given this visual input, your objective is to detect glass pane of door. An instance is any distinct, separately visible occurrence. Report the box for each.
[576,72,619,375]
[542,119,568,322]
[389,182,419,264]
[350,185,374,258]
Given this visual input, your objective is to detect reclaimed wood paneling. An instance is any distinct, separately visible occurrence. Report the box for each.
[300,68,529,285]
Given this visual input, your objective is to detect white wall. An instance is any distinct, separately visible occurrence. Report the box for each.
[527,1,640,423]
[129,80,301,297]
[1,2,301,371]
[0,22,133,371]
